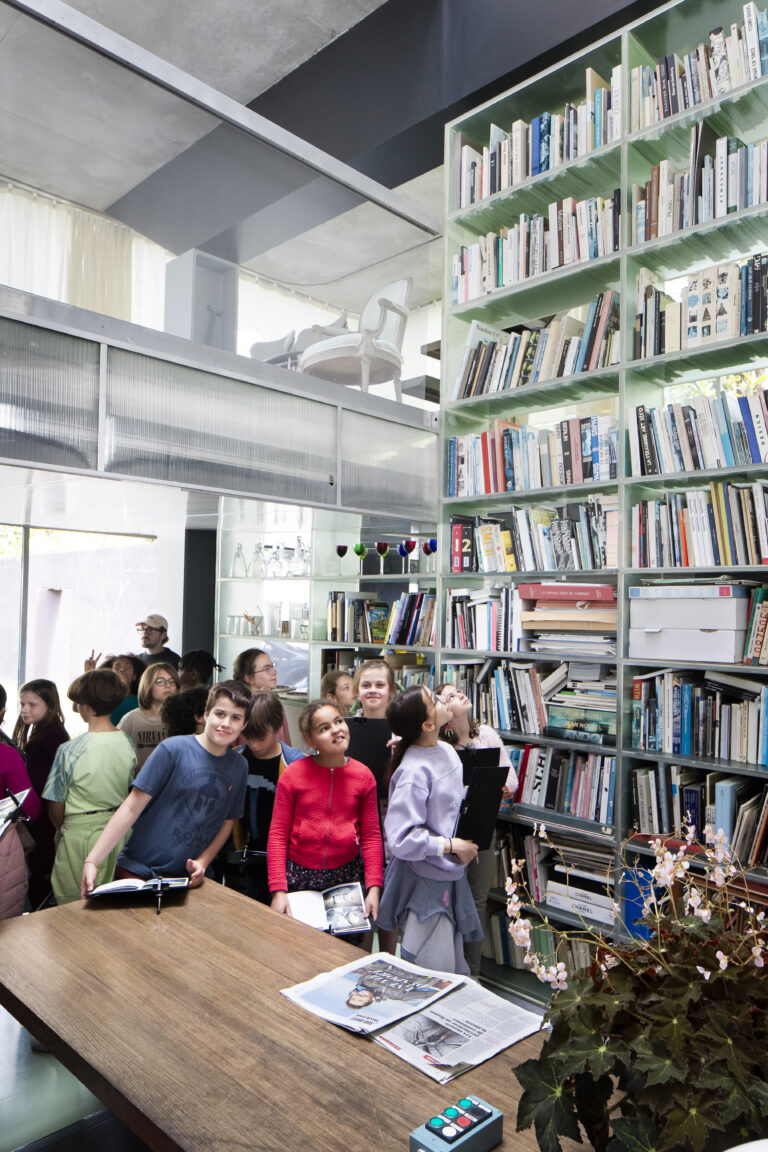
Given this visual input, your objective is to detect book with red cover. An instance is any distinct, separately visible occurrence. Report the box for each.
[517,582,617,601]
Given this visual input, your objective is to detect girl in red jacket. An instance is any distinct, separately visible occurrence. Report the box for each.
[267,700,383,925]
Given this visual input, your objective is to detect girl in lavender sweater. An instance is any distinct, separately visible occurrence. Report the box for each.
[376,685,481,975]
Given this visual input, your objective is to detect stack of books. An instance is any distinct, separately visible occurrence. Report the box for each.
[326,592,391,644]
[519,580,618,661]
[525,834,616,926]
[629,581,768,664]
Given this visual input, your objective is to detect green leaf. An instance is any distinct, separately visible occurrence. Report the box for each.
[514,1056,583,1152]
[663,1102,723,1152]
[573,1071,612,1149]
[605,1113,659,1152]
[557,1033,632,1079]
[632,1042,688,1086]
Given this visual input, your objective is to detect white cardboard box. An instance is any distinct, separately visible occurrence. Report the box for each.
[629,598,749,630]
[628,627,747,663]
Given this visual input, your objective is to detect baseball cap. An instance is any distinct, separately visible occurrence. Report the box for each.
[136,614,168,631]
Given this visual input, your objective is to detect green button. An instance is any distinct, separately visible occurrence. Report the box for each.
[429,1118,444,1128]
[458,1100,472,1108]
[444,1108,459,1118]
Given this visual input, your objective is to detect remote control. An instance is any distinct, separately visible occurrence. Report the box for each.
[409,1095,502,1152]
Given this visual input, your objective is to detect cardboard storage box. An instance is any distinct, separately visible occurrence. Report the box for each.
[629,597,749,630]
[628,627,747,663]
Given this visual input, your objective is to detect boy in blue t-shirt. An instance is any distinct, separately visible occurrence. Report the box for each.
[80,681,252,895]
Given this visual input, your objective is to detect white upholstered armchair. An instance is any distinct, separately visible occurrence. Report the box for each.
[299,279,411,402]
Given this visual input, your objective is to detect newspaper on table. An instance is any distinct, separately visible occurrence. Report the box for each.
[373,978,542,1082]
[280,953,463,1034]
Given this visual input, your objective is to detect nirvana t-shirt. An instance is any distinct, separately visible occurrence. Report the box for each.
[118,735,247,879]
[242,749,282,852]
[117,709,166,769]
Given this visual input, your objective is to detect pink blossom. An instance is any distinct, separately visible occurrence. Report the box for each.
[716,950,728,971]
[752,946,764,968]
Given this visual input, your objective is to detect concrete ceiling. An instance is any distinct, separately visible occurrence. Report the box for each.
[0,0,439,310]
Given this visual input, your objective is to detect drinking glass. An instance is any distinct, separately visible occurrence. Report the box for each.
[335,544,348,576]
[375,541,389,575]
[354,542,368,575]
[397,542,409,574]
[402,538,416,574]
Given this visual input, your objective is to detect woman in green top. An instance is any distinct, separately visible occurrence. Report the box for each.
[43,669,137,904]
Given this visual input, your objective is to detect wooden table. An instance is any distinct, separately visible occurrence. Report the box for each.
[0,883,581,1152]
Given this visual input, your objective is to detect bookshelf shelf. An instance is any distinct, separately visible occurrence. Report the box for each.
[623,746,768,779]
[505,802,616,839]
[500,730,618,756]
[626,330,768,382]
[478,957,550,1006]
[445,367,620,419]
[447,479,620,509]
[628,201,768,279]
[449,253,621,327]
[626,72,768,151]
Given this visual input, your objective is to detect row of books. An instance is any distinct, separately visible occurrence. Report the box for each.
[630,7,768,133]
[321,651,433,692]
[454,64,623,210]
[630,481,768,568]
[516,744,617,824]
[630,766,768,864]
[451,297,621,404]
[446,412,618,498]
[443,646,615,726]
[484,907,597,976]
[632,125,768,245]
[634,256,767,361]
[450,496,619,580]
[451,194,620,305]
[382,591,437,648]
[627,390,768,477]
[326,592,389,644]
[631,666,768,767]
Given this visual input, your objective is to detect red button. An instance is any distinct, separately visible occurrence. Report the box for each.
[456,1117,472,1128]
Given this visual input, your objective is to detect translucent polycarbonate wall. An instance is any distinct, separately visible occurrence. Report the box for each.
[104,349,338,504]
[0,317,100,467]
[340,410,438,518]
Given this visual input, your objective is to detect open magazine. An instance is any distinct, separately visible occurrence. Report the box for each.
[374,978,542,1082]
[280,953,463,1034]
[287,881,371,934]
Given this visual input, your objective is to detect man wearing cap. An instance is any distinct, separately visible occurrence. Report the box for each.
[136,614,181,669]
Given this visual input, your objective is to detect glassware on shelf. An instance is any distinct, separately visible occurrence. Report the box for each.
[422,538,438,574]
[288,538,305,577]
[354,542,368,575]
[397,542,408,573]
[265,545,282,578]
[335,544,348,576]
[265,602,281,636]
[244,608,263,636]
[230,542,247,578]
[403,539,417,574]
[247,543,265,578]
[375,541,389,575]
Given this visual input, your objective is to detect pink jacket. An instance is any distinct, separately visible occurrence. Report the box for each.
[267,756,383,892]
[0,744,37,919]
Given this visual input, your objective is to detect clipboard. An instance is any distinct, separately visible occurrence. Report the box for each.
[453,749,507,851]
[346,715,391,794]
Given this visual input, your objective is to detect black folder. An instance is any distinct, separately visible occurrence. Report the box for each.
[454,748,506,851]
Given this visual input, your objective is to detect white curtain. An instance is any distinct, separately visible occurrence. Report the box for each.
[0,184,70,301]
[0,182,170,330]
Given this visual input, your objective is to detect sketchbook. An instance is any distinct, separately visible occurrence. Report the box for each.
[287,881,371,934]
[89,876,190,896]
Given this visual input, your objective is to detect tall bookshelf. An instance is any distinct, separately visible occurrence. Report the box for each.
[441,0,768,1004]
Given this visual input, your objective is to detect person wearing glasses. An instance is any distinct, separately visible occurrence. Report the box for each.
[233,648,291,745]
[135,614,180,669]
[117,663,180,769]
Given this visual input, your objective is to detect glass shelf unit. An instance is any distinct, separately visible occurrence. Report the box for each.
[215,497,436,697]
[440,0,768,1004]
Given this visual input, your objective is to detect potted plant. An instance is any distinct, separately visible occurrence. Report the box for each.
[510,824,768,1152]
